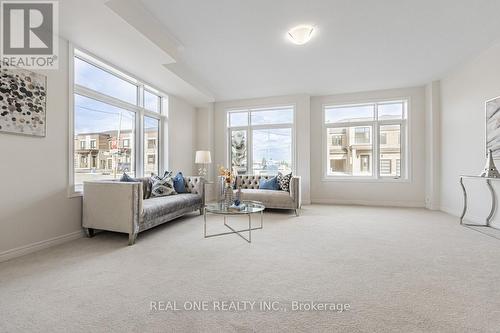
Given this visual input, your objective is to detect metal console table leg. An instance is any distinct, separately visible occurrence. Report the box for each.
[486,179,496,227]
[459,177,467,225]
[459,175,498,228]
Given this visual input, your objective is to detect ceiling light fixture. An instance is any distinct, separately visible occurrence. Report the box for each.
[287,25,315,45]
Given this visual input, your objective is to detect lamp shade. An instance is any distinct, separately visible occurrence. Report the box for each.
[195,150,212,164]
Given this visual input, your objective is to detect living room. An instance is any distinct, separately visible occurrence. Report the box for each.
[1,0,500,332]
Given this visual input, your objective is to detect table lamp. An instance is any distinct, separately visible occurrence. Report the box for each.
[195,150,212,178]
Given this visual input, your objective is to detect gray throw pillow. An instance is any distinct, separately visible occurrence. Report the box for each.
[120,173,152,200]
[277,172,292,192]
[151,172,177,197]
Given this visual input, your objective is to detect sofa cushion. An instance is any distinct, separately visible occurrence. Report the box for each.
[142,194,202,221]
[240,189,293,207]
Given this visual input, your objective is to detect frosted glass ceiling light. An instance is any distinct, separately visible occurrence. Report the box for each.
[287,25,315,45]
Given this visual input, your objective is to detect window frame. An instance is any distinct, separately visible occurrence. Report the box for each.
[68,45,168,196]
[321,98,409,182]
[226,105,296,176]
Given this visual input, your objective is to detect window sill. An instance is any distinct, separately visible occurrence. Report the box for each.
[321,177,410,184]
[68,191,83,198]
[68,185,83,198]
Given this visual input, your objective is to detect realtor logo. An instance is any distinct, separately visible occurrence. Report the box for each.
[1,1,58,68]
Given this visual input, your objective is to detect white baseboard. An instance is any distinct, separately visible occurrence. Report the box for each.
[0,230,84,263]
[311,198,425,208]
[441,205,484,225]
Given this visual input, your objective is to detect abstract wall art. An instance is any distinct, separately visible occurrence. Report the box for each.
[0,65,47,137]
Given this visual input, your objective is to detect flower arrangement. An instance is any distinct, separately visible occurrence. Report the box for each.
[218,165,235,186]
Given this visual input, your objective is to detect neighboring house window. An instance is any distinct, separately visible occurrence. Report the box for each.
[71,48,167,192]
[354,127,370,144]
[227,106,294,176]
[148,139,156,149]
[380,159,392,175]
[324,100,407,179]
[380,132,387,145]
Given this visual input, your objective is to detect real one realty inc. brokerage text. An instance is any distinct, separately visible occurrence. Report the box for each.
[150,300,351,313]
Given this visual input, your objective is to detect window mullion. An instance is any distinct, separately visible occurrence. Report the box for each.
[247,111,251,174]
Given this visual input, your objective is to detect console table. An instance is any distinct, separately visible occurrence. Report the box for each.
[459,175,500,229]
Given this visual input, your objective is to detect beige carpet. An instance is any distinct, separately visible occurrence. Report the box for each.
[1,205,500,332]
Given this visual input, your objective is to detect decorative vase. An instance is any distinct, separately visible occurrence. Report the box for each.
[224,184,234,207]
[234,186,242,206]
[480,149,500,178]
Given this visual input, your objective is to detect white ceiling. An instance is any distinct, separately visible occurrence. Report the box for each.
[136,0,500,101]
[59,0,214,105]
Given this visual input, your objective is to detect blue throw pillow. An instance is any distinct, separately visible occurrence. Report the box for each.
[259,176,279,190]
[173,172,186,193]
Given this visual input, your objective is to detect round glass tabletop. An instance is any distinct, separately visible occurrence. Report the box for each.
[205,200,265,215]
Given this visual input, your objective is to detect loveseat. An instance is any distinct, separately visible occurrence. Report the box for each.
[224,175,301,215]
[83,176,204,245]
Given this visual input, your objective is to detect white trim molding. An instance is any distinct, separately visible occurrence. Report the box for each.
[0,230,84,263]
[312,198,425,208]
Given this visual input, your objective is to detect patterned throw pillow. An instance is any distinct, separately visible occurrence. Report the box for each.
[151,171,177,197]
[277,172,292,192]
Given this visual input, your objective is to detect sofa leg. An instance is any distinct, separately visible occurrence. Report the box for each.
[295,209,300,217]
[84,228,95,238]
[128,232,138,246]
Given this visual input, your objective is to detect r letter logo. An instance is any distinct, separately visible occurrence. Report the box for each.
[1,1,58,69]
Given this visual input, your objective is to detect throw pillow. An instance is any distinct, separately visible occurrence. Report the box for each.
[173,172,186,193]
[120,173,152,200]
[119,172,136,182]
[277,172,292,192]
[259,176,279,190]
[151,171,177,197]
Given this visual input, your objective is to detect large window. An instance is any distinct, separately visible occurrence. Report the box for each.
[227,106,294,175]
[324,100,407,179]
[71,49,167,192]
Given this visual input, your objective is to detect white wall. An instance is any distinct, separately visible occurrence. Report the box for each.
[195,103,215,180]
[0,39,83,259]
[425,81,441,210]
[440,41,500,226]
[168,96,197,176]
[310,87,426,207]
[213,95,311,203]
[0,40,199,261]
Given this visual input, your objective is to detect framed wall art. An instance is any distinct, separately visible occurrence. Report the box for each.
[0,65,47,137]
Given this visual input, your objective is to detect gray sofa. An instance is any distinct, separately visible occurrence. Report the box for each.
[83,176,204,245]
[224,175,301,215]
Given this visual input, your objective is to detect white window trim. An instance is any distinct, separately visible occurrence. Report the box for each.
[68,44,168,197]
[321,97,411,183]
[226,104,296,175]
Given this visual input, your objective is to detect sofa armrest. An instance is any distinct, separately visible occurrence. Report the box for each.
[289,176,301,208]
[83,180,142,235]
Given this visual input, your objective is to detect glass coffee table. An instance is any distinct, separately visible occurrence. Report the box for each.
[204,201,265,243]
